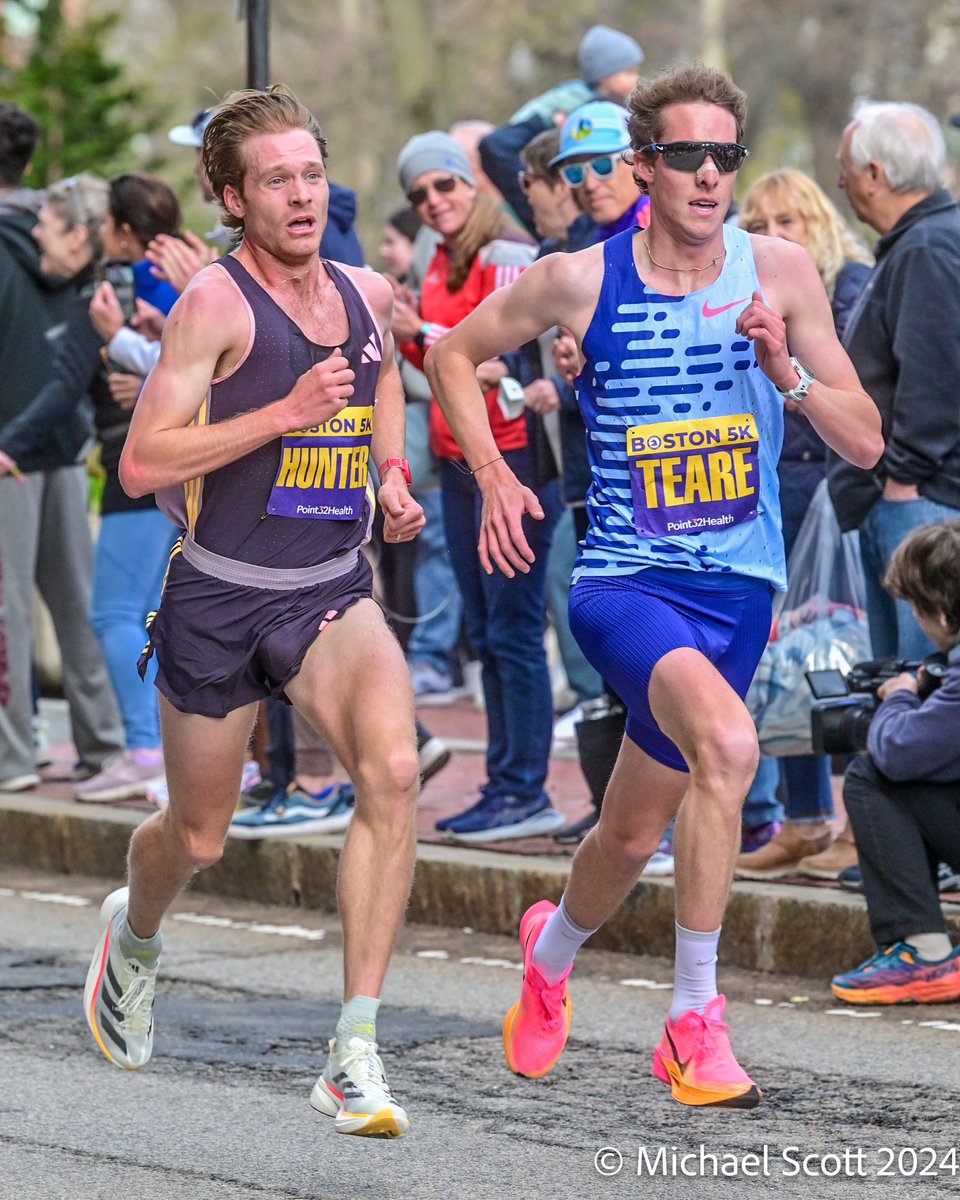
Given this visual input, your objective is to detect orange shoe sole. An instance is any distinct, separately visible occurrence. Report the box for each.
[831,977,960,1005]
[653,1047,762,1108]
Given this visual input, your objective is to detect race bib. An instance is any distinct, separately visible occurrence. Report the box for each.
[267,405,373,520]
[627,413,760,539]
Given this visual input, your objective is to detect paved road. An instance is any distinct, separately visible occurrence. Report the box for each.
[2,867,959,1199]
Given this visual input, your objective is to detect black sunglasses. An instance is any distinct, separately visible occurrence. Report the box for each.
[640,141,749,173]
[407,175,459,207]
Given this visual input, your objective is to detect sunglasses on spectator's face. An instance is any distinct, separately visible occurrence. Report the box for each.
[406,176,459,207]
[517,171,543,194]
[558,154,619,188]
[640,141,749,173]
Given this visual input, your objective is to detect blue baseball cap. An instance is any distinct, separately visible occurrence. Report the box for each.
[549,101,631,168]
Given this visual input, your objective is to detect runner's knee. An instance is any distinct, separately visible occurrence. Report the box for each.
[692,717,759,794]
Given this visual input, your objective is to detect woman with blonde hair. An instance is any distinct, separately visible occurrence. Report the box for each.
[740,167,872,337]
[735,168,873,881]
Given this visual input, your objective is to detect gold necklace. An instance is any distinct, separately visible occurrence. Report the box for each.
[643,233,726,274]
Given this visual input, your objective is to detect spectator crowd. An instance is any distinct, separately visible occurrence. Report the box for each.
[1,20,958,1011]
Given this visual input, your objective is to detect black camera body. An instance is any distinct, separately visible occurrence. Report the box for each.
[806,655,947,755]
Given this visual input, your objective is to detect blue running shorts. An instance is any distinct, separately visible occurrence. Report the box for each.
[569,567,772,772]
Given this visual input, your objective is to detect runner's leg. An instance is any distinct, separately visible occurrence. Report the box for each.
[284,598,419,999]
[125,696,257,938]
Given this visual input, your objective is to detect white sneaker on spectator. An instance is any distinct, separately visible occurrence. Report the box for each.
[462,660,485,710]
[410,663,459,707]
[75,751,165,803]
[552,705,584,744]
[0,772,40,793]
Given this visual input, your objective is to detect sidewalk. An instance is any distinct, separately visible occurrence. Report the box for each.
[3,696,957,981]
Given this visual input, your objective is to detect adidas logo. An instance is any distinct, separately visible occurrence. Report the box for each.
[361,333,382,364]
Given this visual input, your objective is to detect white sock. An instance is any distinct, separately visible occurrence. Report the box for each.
[669,922,721,1021]
[336,995,380,1044]
[531,897,597,985]
[905,932,953,961]
[117,918,162,968]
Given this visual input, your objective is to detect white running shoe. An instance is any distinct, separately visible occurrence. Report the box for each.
[310,1036,410,1138]
[83,888,158,1070]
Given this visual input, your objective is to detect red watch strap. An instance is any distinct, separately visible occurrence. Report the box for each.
[378,457,411,485]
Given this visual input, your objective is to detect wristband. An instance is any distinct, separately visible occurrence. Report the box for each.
[378,457,412,486]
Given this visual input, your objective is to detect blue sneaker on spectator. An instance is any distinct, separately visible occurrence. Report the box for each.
[446,792,565,845]
[435,785,498,834]
[838,864,863,892]
[229,782,355,839]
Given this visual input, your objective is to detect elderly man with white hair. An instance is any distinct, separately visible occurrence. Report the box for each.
[830,101,960,661]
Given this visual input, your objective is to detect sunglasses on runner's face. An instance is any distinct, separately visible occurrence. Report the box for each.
[406,176,459,207]
[640,141,749,173]
[558,154,620,188]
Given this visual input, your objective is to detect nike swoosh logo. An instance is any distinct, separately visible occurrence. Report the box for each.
[702,297,749,319]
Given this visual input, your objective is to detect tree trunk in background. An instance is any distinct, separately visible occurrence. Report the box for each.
[700,0,729,70]
[377,0,440,131]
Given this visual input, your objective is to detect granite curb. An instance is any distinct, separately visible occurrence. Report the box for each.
[2,790,957,980]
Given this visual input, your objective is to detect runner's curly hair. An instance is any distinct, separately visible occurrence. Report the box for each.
[627,63,747,194]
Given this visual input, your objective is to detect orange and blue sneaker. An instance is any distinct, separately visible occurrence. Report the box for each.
[503,900,573,1079]
[652,995,761,1108]
[831,942,960,1005]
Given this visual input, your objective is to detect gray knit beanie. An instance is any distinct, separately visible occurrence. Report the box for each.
[397,132,475,195]
[578,25,644,86]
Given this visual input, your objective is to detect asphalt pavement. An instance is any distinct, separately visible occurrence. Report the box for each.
[3,869,960,1200]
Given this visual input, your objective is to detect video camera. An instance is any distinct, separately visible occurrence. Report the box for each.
[805,655,947,755]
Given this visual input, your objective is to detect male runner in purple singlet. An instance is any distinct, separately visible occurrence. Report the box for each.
[82,86,423,1139]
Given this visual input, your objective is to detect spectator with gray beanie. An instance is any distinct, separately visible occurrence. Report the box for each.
[483,25,645,235]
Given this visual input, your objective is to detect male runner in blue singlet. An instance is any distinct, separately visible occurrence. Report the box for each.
[426,63,883,1107]
[81,86,424,1139]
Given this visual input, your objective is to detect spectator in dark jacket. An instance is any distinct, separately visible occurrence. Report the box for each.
[830,101,960,662]
[1,173,183,804]
[735,169,872,879]
[831,520,960,1005]
[0,107,123,793]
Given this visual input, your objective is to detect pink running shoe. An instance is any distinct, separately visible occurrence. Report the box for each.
[503,900,572,1079]
[652,995,762,1108]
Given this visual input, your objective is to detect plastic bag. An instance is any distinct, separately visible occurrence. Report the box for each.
[745,480,871,756]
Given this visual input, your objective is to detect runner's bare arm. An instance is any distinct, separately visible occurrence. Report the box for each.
[346,266,425,543]
[744,238,883,469]
[120,267,355,497]
[424,252,598,577]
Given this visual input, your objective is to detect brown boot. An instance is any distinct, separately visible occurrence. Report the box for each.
[734,821,833,880]
[798,822,858,880]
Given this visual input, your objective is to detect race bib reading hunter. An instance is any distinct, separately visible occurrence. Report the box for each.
[627,413,760,539]
[267,405,373,520]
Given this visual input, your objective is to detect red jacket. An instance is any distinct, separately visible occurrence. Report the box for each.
[400,238,535,461]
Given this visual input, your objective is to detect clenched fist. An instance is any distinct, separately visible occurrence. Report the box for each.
[280,350,355,430]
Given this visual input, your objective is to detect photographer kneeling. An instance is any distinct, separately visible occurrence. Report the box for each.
[832,520,960,1005]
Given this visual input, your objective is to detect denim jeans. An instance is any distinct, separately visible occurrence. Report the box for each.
[860,496,960,660]
[441,450,561,800]
[742,755,785,828]
[90,509,177,749]
[743,751,834,827]
[406,487,463,678]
